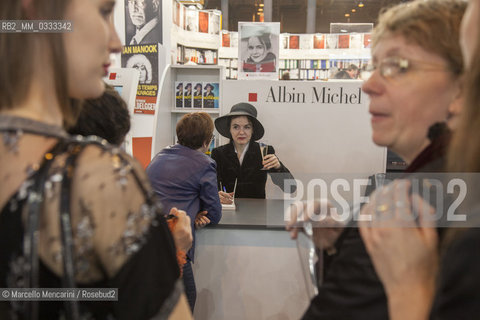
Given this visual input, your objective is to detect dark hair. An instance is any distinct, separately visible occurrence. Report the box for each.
[68,85,131,146]
[334,70,352,79]
[0,0,82,127]
[176,112,214,149]
[347,64,359,71]
[249,33,272,50]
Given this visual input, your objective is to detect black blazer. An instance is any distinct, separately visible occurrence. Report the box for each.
[211,141,294,199]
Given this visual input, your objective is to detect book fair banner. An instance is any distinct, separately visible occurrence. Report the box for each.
[122,0,163,114]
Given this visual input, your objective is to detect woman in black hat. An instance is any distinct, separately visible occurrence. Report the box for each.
[211,103,293,202]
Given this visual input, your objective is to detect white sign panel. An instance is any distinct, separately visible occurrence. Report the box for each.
[221,80,386,199]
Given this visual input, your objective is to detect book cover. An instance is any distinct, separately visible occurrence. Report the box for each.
[350,34,362,49]
[203,82,219,108]
[289,35,299,49]
[313,34,325,49]
[326,34,338,49]
[198,11,209,33]
[173,2,180,27]
[222,32,230,47]
[183,82,193,108]
[300,34,313,49]
[185,8,198,32]
[230,32,238,47]
[175,81,184,108]
[209,11,220,34]
[281,34,289,49]
[193,82,203,108]
[364,33,371,48]
[338,34,350,49]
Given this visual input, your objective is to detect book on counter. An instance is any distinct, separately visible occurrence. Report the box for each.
[221,201,236,211]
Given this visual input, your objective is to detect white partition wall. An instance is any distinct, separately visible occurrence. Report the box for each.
[221,79,386,199]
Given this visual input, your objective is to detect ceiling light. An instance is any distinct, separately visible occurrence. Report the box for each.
[351,9,356,13]
[340,29,348,32]
[345,13,350,17]
[259,3,264,7]
[258,8,263,12]
[358,2,364,7]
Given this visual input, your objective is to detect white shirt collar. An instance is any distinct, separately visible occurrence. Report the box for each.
[130,17,158,45]
[234,142,249,165]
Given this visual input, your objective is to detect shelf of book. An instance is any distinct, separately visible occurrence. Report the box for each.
[152,65,225,158]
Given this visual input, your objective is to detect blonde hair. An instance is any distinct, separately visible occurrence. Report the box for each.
[0,0,81,127]
[373,0,466,76]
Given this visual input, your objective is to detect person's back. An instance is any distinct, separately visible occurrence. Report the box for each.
[146,112,221,312]
[147,144,221,230]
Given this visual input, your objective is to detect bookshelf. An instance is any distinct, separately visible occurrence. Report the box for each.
[151,65,225,158]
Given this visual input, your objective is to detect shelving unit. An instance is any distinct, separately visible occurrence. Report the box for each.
[151,65,224,158]
[219,30,372,80]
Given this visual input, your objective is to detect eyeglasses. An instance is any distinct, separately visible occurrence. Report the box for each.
[360,57,448,81]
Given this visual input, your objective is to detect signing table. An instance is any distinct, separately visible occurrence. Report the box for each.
[192,199,310,320]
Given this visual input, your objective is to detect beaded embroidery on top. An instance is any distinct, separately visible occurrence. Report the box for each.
[1,115,161,284]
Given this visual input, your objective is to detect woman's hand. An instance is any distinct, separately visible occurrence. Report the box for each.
[359,180,438,320]
[218,191,234,204]
[263,154,281,170]
[195,211,210,229]
[168,207,193,252]
[285,199,345,253]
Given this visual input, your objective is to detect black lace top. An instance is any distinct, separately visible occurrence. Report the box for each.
[0,115,181,320]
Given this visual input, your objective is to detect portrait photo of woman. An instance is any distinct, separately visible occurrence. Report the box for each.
[238,22,280,80]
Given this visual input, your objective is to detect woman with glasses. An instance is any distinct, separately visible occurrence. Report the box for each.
[212,103,294,203]
[146,112,222,312]
[359,0,480,318]
[292,1,465,319]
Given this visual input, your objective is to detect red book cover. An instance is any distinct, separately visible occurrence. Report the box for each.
[222,33,230,47]
[199,11,209,33]
[313,34,325,49]
[338,34,350,48]
[289,35,299,49]
[364,33,372,48]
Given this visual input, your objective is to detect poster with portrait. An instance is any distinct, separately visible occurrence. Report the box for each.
[202,82,219,108]
[124,0,162,45]
[121,44,159,114]
[238,22,280,80]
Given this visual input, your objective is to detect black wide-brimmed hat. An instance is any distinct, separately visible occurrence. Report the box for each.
[215,102,264,141]
[204,83,214,90]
